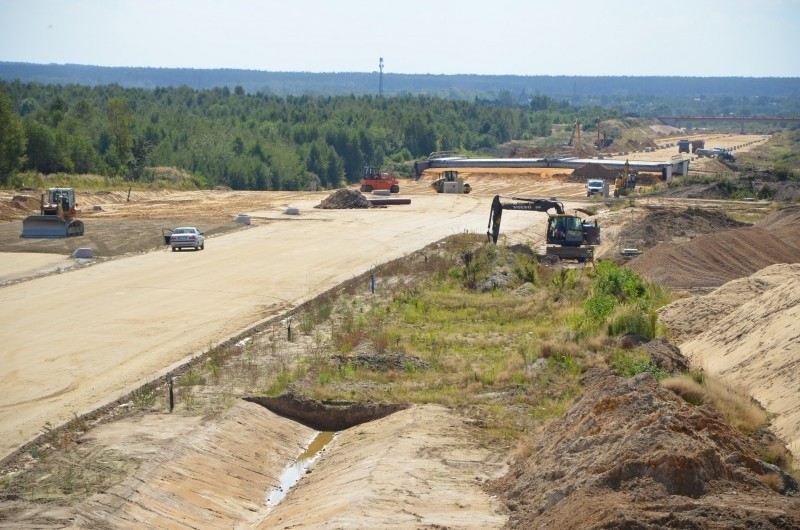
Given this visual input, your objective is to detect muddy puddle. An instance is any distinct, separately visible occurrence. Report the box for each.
[267,430,336,506]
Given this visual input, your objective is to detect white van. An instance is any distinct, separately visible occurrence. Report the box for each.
[586,179,605,197]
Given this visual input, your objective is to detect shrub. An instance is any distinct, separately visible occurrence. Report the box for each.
[610,350,664,378]
[607,305,657,339]
[584,293,617,322]
[513,256,537,284]
[591,260,647,303]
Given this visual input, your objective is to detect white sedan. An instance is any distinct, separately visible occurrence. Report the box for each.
[170,227,205,251]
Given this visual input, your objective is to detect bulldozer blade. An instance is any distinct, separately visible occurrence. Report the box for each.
[20,216,83,238]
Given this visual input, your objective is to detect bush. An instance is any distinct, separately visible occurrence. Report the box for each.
[607,304,657,339]
[584,293,617,322]
[591,261,647,303]
[611,350,664,379]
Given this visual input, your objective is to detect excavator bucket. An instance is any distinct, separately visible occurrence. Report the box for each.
[20,216,84,238]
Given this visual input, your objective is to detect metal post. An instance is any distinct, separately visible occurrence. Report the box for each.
[168,375,174,412]
[370,272,376,294]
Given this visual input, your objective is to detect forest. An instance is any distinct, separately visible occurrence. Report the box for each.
[0,70,798,190]
[3,62,800,100]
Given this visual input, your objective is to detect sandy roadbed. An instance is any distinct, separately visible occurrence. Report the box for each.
[0,179,587,461]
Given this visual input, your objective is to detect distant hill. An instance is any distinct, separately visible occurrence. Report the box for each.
[2,62,799,100]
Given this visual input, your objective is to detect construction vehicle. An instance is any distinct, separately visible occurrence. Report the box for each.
[487,195,600,262]
[678,139,690,153]
[594,130,613,149]
[718,150,736,162]
[613,160,637,197]
[565,120,582,148]
[431,170,471,194]
[360,165,400,193]
[691,139,705,153]
[20,187,84,238]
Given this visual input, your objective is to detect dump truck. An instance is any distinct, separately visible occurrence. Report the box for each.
[20,187,84,238]
[431,170,471,194]
[691,139,705,153]
[487,195,600,262]
[678,139,691,153]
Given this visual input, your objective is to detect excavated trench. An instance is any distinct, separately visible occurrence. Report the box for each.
[244,393,409,431]
[245,393,409,508]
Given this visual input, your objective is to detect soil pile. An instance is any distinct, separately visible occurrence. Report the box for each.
[660,263,800,460]
[489,370,800,529]
[0,194,39,221]
[616,207,749,248]
[314,189,372,209]
[654,171,800,202]
[626,206,800,291]
[572,163,619,179]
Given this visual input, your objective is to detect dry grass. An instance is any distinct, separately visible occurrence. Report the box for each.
[662,374,767,433]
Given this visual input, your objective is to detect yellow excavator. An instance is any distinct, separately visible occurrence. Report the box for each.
[487,195,600,262]
[20,187,84,238]
[613,160,637,198]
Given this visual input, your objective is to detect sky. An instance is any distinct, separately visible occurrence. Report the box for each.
[1,0,799,77]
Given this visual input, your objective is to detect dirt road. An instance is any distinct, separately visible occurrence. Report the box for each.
[0,177,587,461]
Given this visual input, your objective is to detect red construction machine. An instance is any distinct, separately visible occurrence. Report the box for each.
[360,165,400,193]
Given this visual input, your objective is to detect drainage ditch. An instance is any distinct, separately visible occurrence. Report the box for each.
[267,430,335,506]
[246,393,409,507]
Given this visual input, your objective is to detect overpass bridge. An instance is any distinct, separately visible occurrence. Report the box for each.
[657,116,800,133]
[414,153,689,181]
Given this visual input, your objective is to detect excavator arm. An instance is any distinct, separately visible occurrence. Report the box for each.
[487,195,565,243]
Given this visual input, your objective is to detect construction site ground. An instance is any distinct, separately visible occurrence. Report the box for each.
[1,134,799,528]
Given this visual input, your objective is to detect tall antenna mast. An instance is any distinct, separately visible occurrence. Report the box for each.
[379,57,384,97]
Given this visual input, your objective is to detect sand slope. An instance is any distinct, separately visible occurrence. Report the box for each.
[660,263,800,458]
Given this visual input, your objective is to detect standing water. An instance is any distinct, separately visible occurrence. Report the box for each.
[266,431,335,506]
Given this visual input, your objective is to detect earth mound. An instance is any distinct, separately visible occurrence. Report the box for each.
[614,207,749,249]
[625,206,800,291]
[315,189,372,209]
[653,171,800,202]
[489,370,800,529]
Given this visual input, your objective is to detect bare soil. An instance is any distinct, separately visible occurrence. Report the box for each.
[2,144,799,528]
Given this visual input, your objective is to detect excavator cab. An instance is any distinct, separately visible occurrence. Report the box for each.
[547,215,585,246]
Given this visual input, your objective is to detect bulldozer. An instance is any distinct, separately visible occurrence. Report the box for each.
[613,160,637,198]
[21,187,84,238]
[360,165,400,193]
[487,195,600,262]
[431,170,471,194]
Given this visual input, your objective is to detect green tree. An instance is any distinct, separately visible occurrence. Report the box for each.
[23,119,71,174]
[107,98,133,171]
[127,136,153,181]
[0,90,26,184]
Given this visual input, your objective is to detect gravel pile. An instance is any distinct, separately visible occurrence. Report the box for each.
[315,189,372,209]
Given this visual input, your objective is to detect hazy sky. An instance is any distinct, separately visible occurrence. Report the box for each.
[1,0,799,77]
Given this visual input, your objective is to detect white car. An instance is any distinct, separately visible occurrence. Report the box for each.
[170,227,205,251]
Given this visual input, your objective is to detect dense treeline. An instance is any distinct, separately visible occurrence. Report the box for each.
[1,77,798,190]
[0,80,615,189]
[3,62,800,101]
